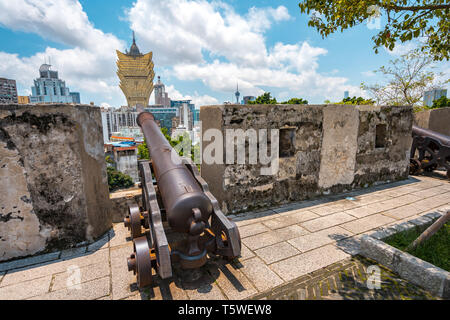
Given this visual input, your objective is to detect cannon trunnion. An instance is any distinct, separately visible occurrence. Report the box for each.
[410,125,450,179]
[123,112,241,288]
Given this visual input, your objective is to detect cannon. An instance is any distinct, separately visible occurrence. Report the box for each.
[123,112,241,288]
[410,125,450,179]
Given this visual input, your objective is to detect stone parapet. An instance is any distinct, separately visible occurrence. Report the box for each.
[0,104,112,261]
[200,104,413,214]
[413,107,450,136]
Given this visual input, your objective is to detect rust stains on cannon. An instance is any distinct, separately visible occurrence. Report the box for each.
[124,111,241,288]
[410,125,450,179]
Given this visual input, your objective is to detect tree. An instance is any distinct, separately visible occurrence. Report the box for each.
[298,0,450,61]
[337,96,376,105]
[361,49,448,106]
[107,166,134,191]
[431,95,450,108]
[138,128,200,164]
[248,92,278,104]
[248,93,309,105]
[105,155,114,165]
[137,142,149,160]
[281,98,309,105]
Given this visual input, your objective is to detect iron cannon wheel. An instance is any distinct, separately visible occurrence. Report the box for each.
[409,158,422,175]
[128,203,143,239]
[133,236,153,288]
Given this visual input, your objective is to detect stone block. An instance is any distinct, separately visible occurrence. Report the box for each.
[239,257,284,292]
[110,242,138,300]
[360,235,397,269]
[315,226,353,241]
[242,225,308,251]
[29,276,110,300]
[270,245,350,282]
[200,104,412,214]
[341,214,395,234]
[255,242,299,264]
[51,262,110,292]
[238,223,271,238]
[207,263,258,300]
[301,212,355,232]
[0,104,112,261]
[0,275,52,300]
[288,234,335,253]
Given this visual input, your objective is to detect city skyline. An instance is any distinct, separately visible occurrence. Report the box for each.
[0,0,448,108]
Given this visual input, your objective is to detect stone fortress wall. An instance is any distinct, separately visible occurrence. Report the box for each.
[201,104,413,214]
[413,106,450,136]
[0,104,112,262]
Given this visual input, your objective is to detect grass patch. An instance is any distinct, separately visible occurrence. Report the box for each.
[384,223,450,272]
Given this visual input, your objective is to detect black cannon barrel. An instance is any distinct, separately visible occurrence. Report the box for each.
[137,112,213,233]
[412,125,450,147]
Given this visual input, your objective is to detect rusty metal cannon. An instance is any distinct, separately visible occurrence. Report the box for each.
[410,125,450,179]
[123,112,241,288]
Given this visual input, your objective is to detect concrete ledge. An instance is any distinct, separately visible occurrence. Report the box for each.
[360,212,449,298]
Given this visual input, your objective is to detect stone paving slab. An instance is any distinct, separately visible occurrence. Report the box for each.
[255,242,300,264]
[29,277,110,300]
[207,262,258,300]
[270,245,351,282]
[238,257,284,292]
[0,175,448,300]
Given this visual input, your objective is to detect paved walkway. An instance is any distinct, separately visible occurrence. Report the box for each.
[0,175,448,300]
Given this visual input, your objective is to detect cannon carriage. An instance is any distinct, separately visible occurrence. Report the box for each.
[123,112,241,288]
[409,125,450,179]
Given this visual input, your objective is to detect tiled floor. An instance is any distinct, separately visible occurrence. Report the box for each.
[0,175,448,300]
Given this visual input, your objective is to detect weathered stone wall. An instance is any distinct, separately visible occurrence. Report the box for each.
[0,104,112,261]
[109,188,142,223]
[200,104,413,214]
[413,107,450,136]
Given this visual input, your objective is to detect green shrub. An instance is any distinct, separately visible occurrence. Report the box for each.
[107,166,134,191]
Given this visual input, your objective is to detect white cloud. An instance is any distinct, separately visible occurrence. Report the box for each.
[166,85,218,107]
[0,0,126,106]
[247,6,291,33]
[0,0,123,52]
[128,1,292,67]
[0,0,361,106]
[128,0,357,103]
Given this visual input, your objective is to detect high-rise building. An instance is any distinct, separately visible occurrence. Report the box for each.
[171,100,195,130]
[193,109,200,124]
[243,96,255,104]
[29,64,79,103]
[423,89,447,107]
[344,91,349,99]
[70,92,81,104]
[116,32,155,108]
[100,108,140,143]
[0,78,18,104]
[144,107,179,134]
[154,76,171,108]
[17,96,30,104]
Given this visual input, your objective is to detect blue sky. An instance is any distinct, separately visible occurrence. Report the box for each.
[0,0,446,107]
